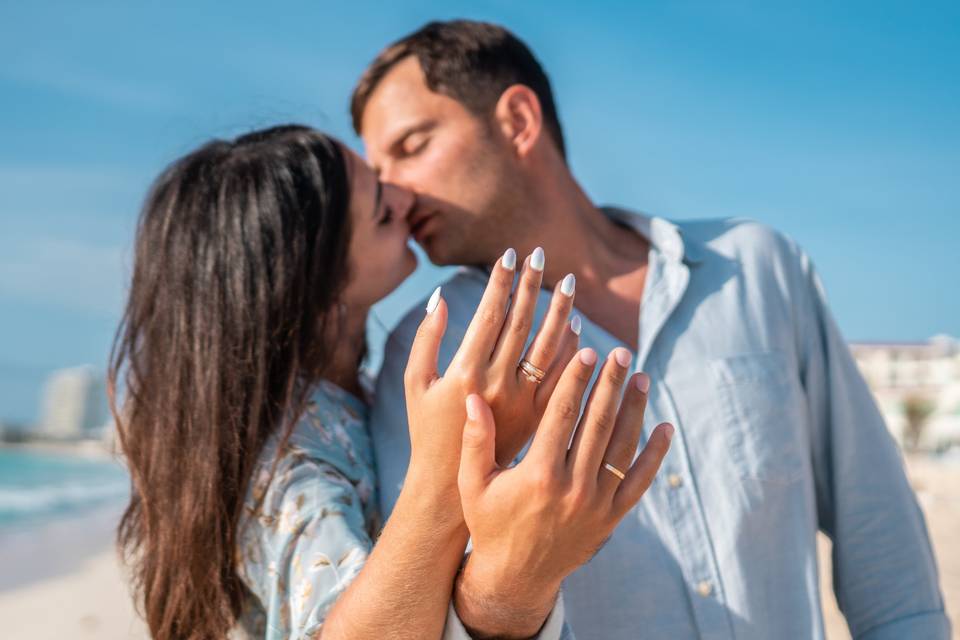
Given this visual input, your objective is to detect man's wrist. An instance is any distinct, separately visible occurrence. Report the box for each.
[453,551,562,639]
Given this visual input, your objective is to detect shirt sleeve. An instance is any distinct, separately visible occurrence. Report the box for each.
[442,591,577,640]
[238,458,373,638]
[794,250,951,639]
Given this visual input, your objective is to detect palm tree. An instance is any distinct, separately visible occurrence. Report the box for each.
[902,395,935,451]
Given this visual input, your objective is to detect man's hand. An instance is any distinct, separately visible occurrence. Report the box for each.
[454,347,673,639]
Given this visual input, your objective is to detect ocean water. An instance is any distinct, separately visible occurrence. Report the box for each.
[0,448,129,531]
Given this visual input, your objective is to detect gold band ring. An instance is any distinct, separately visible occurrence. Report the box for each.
[518,359,546,384]
[602,462,626,481]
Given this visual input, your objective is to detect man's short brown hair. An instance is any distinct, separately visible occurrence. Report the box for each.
[351,20,566,159]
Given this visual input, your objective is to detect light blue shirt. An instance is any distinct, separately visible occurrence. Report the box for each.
[370,208,951,639]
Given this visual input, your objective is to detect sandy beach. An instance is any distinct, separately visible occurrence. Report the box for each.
[0,547,146,639]
[0,502,147,638]
[1,454,955,639]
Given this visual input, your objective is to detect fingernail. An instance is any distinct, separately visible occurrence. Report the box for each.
[570,314,582,336]
[501,248,516,270]
[664,423,675,441]
[465,394,481,421]
[426,286,441,314]
[579,348,597,365]
[530,247,545,272]
[635,372,650,393]
[613,347,632,368]
[560,273,575,297]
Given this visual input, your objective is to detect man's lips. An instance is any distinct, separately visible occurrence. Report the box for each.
[409,209,436,242]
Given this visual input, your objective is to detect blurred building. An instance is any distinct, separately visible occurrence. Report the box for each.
[38,365,109,440]
[851,335,960,450]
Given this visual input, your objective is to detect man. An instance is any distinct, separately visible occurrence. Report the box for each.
[354,20,950,639]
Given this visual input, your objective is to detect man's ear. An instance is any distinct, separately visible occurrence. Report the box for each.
[493,85,543,159]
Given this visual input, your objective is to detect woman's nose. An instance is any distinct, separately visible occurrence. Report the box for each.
[388,184,417,223]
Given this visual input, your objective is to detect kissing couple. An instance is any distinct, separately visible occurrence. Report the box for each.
[111,19,949,640]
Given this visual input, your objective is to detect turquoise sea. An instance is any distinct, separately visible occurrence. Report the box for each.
[0,448,129,531]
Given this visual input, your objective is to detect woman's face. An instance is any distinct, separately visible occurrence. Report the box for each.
[339,146,418,310]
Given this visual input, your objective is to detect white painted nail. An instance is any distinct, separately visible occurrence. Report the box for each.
[426,286,441,314]
[530,247,545,272]
[501,248,516,270]
[570,314,582,336]
[560,273,575,297]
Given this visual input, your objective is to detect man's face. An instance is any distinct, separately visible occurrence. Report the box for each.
[360,56,524,266]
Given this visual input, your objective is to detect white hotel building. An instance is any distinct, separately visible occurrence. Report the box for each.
[850,335,960,450]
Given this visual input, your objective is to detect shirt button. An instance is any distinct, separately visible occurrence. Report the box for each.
[696,581,713,597]
[667,473,683,488]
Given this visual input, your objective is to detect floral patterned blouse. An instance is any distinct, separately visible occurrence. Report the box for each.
[233,380,380,639]
[231,379,568,640]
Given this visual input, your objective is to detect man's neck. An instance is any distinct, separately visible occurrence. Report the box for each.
[517,174,650,346]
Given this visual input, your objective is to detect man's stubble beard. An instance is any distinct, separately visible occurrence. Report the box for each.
[440,149,533,268]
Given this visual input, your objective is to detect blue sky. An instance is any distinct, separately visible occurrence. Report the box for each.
[1,1,957,424]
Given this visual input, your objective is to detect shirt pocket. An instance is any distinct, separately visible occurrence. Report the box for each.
[708,351,805,484]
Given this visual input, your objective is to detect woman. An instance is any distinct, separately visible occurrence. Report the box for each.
[110,125,670,639]
[110,126,666,640]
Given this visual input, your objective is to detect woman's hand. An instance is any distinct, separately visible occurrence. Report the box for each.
[403,247,579,496]
[325,248,579,640]
[451,347,674,637]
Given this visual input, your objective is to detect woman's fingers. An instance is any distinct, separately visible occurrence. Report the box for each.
[596,372,650,495]
[490,249,544,368]
[567,348,633,484]
[403,287,447,392]
[535,316,581,408]
[612,422,673,516]
[452,248,517,367]
[515,271,576,385]
[524,348,598,471]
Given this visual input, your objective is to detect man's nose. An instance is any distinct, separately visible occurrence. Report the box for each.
[378,161,415,192]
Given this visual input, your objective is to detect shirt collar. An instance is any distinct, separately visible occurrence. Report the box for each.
[600,206,705,265]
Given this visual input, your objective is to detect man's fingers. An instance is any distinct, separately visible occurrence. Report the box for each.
[458,394,499,500]
[568,348,633,484]
[453,248,518,367]
[597,372,650,496]
[403,287,447,391]
[525,348,597,470]
[612,422,673,516]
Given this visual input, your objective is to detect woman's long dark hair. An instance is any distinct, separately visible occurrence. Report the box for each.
[108,125,352,640]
